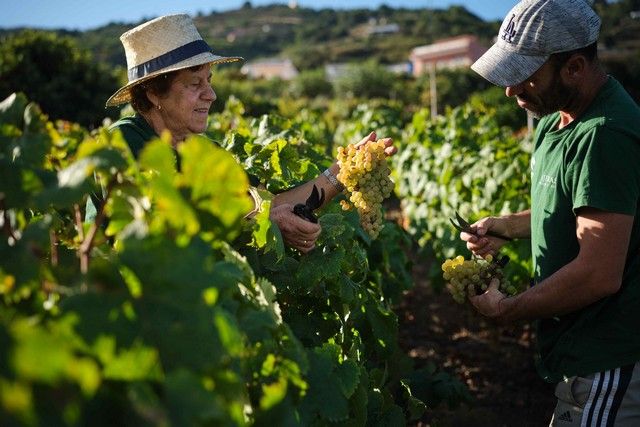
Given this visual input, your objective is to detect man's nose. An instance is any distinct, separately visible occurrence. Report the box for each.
[505,83,524,98]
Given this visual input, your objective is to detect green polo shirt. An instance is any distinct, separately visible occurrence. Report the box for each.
[530,77,640,382]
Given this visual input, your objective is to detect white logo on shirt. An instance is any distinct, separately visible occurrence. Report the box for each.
[539,174,557,187]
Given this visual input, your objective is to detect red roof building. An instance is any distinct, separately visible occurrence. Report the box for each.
[409,35,488,76]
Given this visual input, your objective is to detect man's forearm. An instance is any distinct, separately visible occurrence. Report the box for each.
[500,256,616,322]
[504,209,531,239]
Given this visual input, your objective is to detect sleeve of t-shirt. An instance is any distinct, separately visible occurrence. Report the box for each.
[569,125,640,215]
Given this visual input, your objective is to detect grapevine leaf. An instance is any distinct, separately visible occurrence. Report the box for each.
[146,174,200,236]
[60,292,137,348]
[295,246,344,286]
[300,345,349,423]
[251,200,272,249]
[0,92,28,128]
[178,135,253,229]
[318,213,350,242]
[139,138,177,178]
[164,369,227,426]
[400,379,427,421]
[336,359,360,398]
[36,150,126,209]
[260,377,288,410]
[10,316,101,395]
[100,339,163,381]
[364,300,399,357]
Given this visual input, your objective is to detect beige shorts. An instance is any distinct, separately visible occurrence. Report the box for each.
[549,362,640,426]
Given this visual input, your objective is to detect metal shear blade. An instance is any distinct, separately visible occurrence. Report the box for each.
[449,211,512,241]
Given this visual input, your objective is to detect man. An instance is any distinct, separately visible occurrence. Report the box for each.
[460,0,640,425]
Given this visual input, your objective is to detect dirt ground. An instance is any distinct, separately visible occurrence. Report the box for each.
[397,260,557,427]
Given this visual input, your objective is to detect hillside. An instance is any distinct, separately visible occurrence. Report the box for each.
[3,2,638,76]
[75,4,500,70]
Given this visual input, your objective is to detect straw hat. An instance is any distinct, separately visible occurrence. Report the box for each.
[106,14,242,106]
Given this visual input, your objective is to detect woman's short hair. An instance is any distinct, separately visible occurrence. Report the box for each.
[129,64,208,113]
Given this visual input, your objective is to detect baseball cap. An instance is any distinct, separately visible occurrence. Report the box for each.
[471,0,601,87]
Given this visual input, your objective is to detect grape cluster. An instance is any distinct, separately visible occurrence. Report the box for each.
[336,140,394,239]
[441,254,516,304]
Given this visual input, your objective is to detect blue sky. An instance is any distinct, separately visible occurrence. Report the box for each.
[1,0,518,30]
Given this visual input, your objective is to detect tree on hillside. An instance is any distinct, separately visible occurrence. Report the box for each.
[0,30,120,128]
[334,61,396,99]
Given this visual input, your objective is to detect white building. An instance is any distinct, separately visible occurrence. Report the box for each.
[241,58,299,80]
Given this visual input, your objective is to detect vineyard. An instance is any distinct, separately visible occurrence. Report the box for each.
[0,91,542,426]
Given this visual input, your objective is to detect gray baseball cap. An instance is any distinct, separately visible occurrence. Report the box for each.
[471,0,601,87]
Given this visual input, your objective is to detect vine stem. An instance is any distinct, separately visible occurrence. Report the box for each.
[0,197,18,242]
[78,180,114,275]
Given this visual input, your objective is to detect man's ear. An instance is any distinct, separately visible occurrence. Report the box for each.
[563,54,588,82]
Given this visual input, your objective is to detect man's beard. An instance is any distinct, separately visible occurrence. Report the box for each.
[516,75,577,119]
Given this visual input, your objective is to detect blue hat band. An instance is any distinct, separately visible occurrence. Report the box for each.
[127,39,212,81]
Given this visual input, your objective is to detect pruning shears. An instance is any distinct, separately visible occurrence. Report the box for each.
[292,185,325,224]
[449,211,513,241]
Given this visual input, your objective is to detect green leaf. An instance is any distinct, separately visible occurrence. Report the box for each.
[10,316,101,396]
[146,173,200,236]
[260,377,288,410]
[300,345,349,423]
[400,379,427,421]
[101,339,163,381]
[0,92,28,128]
[164,369,228,426]
[36,149,127,209]
[365,301,398,357]
[252,199,273,249]
[213,309,244,357]
[139,138,177,178]
[178,135,253,228]
[336,359,360,398]
[295,246,344,287]
[0,160,32,208]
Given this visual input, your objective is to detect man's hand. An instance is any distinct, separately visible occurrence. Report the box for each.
[354,131,397,157]
[469,278,508,319]
[270,203,321,253]
[461,216,511,258]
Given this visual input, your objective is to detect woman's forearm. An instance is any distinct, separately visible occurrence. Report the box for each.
[272,163,342,208]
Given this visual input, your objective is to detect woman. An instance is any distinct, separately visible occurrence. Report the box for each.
[102,14,395,252]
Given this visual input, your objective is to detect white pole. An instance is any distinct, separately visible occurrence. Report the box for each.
[527,111,534,135]
[430,62,437,120]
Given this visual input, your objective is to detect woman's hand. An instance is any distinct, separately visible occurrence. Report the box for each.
[354,131,397,157]
[269,203,321,253]
[460,216,511,258]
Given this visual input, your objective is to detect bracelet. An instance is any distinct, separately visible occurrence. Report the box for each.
[322,168,345,192]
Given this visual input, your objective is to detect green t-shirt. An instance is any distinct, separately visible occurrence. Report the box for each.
[109,114,158,158]
[85,114,262,222]
[531,77,640,382]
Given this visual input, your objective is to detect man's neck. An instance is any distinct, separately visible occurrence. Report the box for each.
[558,67,608,129]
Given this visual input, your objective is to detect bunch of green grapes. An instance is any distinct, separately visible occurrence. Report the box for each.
[441,254,516,304]
[337,140,394,239]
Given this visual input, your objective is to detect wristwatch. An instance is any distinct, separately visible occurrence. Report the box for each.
[322,168,345,192]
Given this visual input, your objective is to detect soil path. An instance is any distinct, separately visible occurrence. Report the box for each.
[397,260,557,427]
